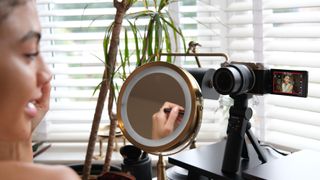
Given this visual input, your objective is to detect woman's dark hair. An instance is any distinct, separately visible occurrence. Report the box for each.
[0,0,27,25]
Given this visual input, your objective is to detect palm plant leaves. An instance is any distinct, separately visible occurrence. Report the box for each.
[99,1,187,122]
[125,0,185,64]
[127,20,141,66]
[102,0,187,98]
[103,22,114,64]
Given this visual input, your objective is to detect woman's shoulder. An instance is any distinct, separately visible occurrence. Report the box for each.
[0,161,80,180]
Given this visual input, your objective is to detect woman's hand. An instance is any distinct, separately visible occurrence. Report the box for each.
[152,102,184,140]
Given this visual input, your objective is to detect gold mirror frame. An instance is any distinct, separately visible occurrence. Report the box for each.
[117,61,203,154]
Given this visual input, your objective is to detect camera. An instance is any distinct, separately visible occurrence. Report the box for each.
[211,61,309,174]
[213,62,308,97]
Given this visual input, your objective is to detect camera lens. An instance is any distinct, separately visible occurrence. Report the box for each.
[213,67,241,95]
[213,64,255,95]
[216,71,233,92]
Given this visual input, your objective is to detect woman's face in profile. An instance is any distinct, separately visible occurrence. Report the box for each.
[0,1,51,141]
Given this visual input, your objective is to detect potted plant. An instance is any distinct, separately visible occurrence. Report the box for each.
[82,0,186,179]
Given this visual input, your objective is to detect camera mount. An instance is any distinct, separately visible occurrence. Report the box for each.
[222,93,267,174]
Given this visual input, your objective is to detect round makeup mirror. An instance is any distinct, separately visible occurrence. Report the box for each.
[117,61,203,179]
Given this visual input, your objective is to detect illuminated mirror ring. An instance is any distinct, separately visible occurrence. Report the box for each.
[117,62,203,154]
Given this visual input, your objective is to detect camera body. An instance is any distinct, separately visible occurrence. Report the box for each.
[213,62,308,97]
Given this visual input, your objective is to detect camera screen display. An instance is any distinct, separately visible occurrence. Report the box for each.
[271,69,308,97]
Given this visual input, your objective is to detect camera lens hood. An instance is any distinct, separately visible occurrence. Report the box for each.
[213,64,255,95]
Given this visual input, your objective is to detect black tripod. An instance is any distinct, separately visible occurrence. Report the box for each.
[221,94,267,174]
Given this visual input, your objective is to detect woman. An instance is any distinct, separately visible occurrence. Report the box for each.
[0,0,79,179]
[281,75,293,93]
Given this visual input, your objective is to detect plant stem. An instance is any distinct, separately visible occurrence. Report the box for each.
[103,84,117,173]
[82,71,109,180]
[82,0,132,179]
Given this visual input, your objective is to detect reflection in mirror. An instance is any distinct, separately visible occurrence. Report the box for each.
[152,102,185,140]
[127,73,185,139]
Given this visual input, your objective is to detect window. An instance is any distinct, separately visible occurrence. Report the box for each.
[261,0,320,151]
[35,0,320,158]
[36,1,111,143]
[34,0,226,157]
[223,0,320,151]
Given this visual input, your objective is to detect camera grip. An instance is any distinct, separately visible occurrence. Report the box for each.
[222,113,248,173]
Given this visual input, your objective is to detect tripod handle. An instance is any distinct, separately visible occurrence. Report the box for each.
[221,107,248,173]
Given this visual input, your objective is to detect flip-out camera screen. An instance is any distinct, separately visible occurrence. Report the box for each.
[271,69,308,97]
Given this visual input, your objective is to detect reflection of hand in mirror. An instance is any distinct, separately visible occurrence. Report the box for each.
[152,102,184,140]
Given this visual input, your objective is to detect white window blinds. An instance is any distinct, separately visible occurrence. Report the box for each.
[262,0,320,151]
[225,0,320,151]
[35,0,320,152]
[178,1,230,142]
[36,0,113,142]
[35,0,227,144]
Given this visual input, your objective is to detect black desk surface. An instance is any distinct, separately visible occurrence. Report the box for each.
[168,140,279,180]
[243,149,320,180]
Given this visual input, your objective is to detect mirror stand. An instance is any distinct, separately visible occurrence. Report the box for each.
[190,139,196,149]
[117,62,204,180]
[157,154,167,180]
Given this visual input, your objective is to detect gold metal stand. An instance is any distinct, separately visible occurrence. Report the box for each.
[161,52,229,69]
[161,52,229,61]
[157,154,167,180]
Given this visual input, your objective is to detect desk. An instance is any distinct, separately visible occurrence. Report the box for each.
[243,150,320,180]
[168,140,279,180]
